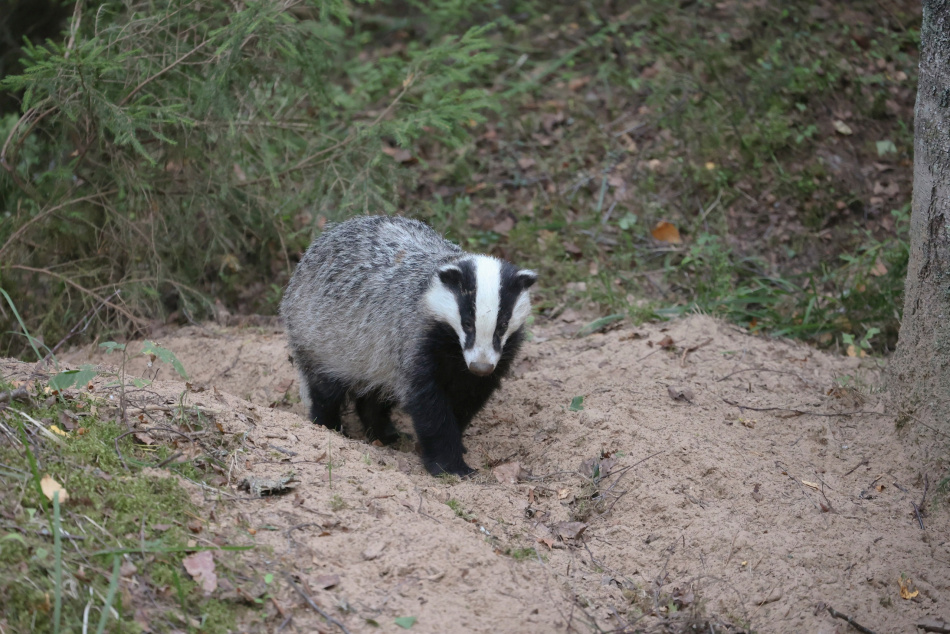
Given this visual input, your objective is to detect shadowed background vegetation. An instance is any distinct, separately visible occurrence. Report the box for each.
[0,0,919,358]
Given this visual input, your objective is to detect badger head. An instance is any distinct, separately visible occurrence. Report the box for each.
[425,255,537,376]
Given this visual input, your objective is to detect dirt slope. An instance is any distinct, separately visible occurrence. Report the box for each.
[59,315,949,633]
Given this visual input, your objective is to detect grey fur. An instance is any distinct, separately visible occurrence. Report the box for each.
[280,215,464,405]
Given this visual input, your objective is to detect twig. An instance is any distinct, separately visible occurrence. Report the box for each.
[0,103,57,195]
[722,397,874,418]
[680,337,713,367]
[716,366,806,382]
[118,38,213,106]
[154,452,183,468]
[9,408,65,446]
[43,289,121,363]
[242,72,416,186]
[125,404,223,416]
[904,412,950,440]
[843,459,869,477]
[8,265,144,328]
[285,574,351,634]
[0,387,31,405]
[827,606,877,634]
[63,0,82,59]
[0,192,115,261]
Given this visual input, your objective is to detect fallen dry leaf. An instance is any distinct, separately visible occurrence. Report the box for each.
[551,521,588,540]
[651,221,682,244]
[381,146,414,163]
[492,216,515,235]
[568,76,591,91]
[134,432,156,445]
[667,386,695,403]
[40,475,69,503]
[802,480,820,490]
[312,574,340,590]
[517,156,536,170]
[492,462,523,485]
[846,345,867,358]
[182,551,217,595]
[899,576,919,600]
[833,120,853,135]
[869,257,888,277]
[657,335,675,348]
[557,488,571,500]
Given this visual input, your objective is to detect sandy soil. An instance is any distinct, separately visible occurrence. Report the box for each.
[52,314,948,633]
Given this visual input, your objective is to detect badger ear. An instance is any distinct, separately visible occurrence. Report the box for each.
[516,269,538,290]
[438,264,463,287]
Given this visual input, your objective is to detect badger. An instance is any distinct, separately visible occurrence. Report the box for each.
[280,215,537,476]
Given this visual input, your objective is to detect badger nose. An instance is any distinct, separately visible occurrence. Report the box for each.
[468,361,495,376]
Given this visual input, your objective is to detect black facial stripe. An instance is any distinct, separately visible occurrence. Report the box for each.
[441,258,477,350]
[494,262,524,352]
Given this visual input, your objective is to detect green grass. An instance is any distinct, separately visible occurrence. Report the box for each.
[506,547,539,561]
[446,499,476,521]
[411,0,918,354]
[0,0,919,356]
[0,378,245,633]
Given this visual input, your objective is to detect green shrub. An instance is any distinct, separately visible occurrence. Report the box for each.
[0,0,498,355]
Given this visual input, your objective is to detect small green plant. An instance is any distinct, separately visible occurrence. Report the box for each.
[0,380,242,632]
[842,328,881,356]
[330,495,347,512]
[446,499,476,521]
[569,396,585,412]
[507,547,538,561]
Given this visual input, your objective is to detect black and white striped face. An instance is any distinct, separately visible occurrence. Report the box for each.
[425,255,537,376]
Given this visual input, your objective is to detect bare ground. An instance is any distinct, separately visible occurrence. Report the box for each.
[48,314,949,633]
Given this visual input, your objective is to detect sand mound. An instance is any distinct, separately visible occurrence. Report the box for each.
[54,314,947,632]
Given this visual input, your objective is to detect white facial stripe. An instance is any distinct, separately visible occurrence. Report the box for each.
[503,291,532,344]
[424,280,464,345]
[464,255,502,368]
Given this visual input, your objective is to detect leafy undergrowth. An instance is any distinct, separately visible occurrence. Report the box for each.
[0,371,253,633]
[0,0,919,358]
[394,0,919,354]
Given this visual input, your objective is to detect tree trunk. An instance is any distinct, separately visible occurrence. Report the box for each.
[890,0,950,436]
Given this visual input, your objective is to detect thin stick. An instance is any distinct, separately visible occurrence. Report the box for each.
[8,265,143,327]
[285,574,351,634]
[722,397,875,418]
[843,459,869,477]
[118,37,213,106]
[0,192,115,261]
[43,289,121,363]
[827,607,877,634]
[716,367,805,382]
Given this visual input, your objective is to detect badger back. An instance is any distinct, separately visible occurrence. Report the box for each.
[424,255,537,377]
[281,216,462,395]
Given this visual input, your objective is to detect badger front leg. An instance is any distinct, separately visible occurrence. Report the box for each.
[404,382,473,477]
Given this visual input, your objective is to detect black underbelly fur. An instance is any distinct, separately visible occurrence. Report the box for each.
[298,321,525,476]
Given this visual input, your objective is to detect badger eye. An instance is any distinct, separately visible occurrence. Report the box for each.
[462,318,474,330]
[498,321,509,332]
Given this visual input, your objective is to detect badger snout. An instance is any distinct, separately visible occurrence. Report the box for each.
[468,361,495,376]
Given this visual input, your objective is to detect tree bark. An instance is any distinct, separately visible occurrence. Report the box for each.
[890,0,950,436]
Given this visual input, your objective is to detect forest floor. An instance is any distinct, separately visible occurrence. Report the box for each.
[29,313,946,633]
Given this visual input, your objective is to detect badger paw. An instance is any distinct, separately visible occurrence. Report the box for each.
[424,459,475,478]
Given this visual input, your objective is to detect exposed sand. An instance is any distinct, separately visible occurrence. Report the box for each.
[48,313,948,633]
